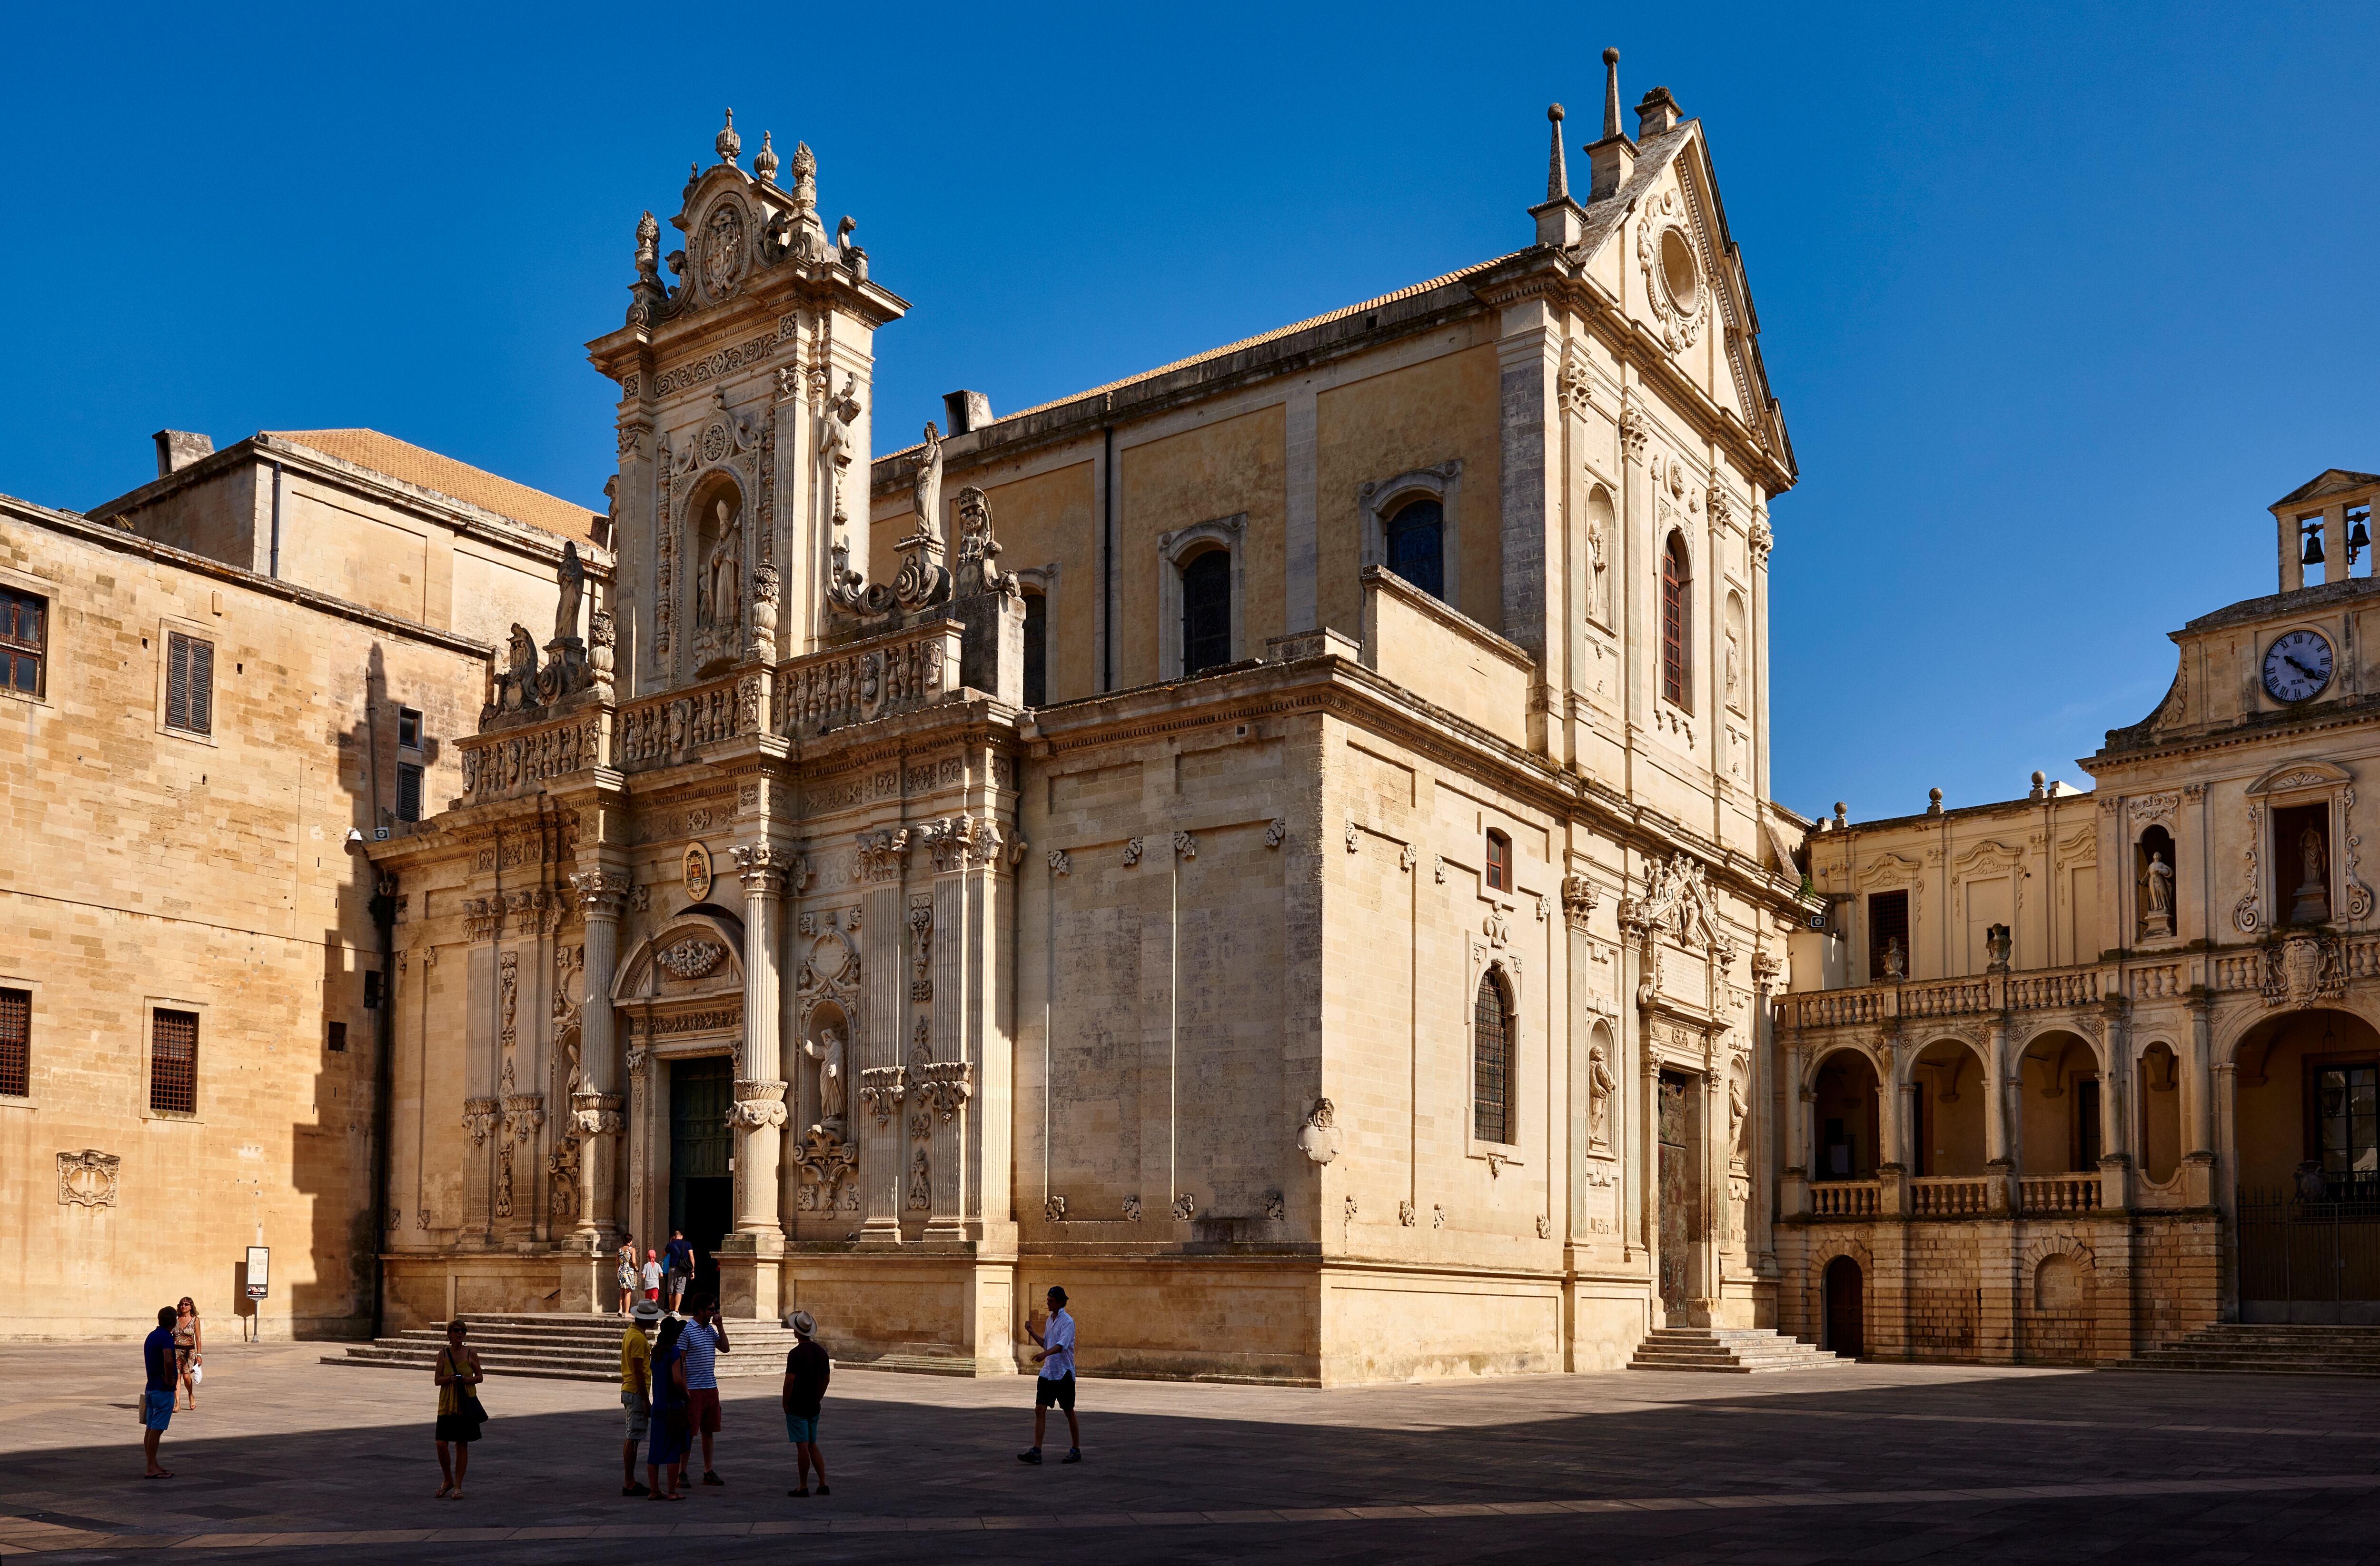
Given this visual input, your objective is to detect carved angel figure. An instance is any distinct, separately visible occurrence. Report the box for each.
[803,1026,848,1124]
[821,374,862,469]
[492,624,542,712]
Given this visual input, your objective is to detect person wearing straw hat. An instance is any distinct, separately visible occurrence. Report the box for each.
[781,1311,832,1497]
[619,1298,664,1496]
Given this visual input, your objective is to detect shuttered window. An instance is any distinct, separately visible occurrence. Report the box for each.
[1473,971,1513,1144]
[165,632,214,735]
[396,763,424,823]
[0,589,44,697]
[0,989,28,1098]
[150,1008,198,1115]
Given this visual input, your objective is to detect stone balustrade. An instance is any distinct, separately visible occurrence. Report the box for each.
[1780,961,2107,1031]
[2020,1175,2099,1213]
[616,671,754,773]
[773,618,961,739]
[1810,1180,1879,1218]
[457,708,607,805]
[1907,1176,1992,1218]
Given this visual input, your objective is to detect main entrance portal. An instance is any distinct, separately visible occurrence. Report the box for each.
[1658,1073,1696,1318]
[669,1055,733,1304]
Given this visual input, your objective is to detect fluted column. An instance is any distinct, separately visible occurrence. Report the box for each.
[569,869,630,1247]
[729,845,791,1241]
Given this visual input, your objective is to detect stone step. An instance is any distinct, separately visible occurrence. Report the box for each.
[2111,1323,2380,1379]
[320,1313,793,1384]
[1628,1326,1848,1375]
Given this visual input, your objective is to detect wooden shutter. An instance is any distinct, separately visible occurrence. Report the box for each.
[166,634,215,735]
[397,763,423,823]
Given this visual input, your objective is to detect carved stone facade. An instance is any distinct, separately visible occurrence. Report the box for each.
[1785,468,2380,1359]
[362,68,1810,1383]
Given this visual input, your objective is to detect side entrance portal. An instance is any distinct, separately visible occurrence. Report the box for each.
[1824,1256,1864,1358]
[669,1055,733,1304]
[1658,1073,1697,1319]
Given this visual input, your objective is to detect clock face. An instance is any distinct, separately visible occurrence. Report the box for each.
[2263,629,2334,704]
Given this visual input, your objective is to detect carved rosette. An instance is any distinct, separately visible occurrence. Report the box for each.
[726,1078,790,1131]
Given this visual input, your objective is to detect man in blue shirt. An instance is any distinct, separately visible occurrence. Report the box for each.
[1017,1286,1080,1466]
[141,1305,178,1477]
[663,1230,696,1313]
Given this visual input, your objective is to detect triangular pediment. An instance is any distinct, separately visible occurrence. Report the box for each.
[2273,469,2380,508]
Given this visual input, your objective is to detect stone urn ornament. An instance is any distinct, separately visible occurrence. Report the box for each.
[1296,1098,1341,1166]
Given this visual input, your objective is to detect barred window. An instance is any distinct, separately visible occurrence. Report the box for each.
[1473,970,1514,1144]
[0,587,44,698]
[0,988,28,1097]
[150,1008,198,1115]
[165,632,214,735]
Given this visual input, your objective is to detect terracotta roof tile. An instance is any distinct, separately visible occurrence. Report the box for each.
[265,428,601,543]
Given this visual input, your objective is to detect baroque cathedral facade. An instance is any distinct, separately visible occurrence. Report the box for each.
[367,59,1808,1382]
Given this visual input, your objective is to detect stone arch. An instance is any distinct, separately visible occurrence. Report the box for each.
[1807,1043,1884,1181]
[2018,1236,2098,1362]
[2224,1003,2380,1198]
[615,909,748,1005]
[1908,1032,1991,1177]
[2015,1025,2104,1176]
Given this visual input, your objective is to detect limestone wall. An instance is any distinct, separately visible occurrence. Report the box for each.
[0,502,506,1339]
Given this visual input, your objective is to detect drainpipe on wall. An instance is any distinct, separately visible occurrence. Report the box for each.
[367,874,399,1339]
[268,460,285,579]
[1101,422,1116,693]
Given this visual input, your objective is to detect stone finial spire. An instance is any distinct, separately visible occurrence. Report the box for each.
[1587,46,1637,201]
[1530,102,1586,247]
[790,141,818,213]
[1601,47,1622,140]
[1545,103,1568,202]
[754,130,779,185]
[716,108,741,166]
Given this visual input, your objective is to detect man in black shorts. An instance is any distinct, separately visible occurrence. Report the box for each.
[1017,1285,1079,1465]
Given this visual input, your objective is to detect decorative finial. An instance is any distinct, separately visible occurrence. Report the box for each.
[790,140,817,212]
[635,210,659,279]
[716,108,741,166]
[1545,103,1569,202]
[1602,47,1622,140]
[754,130,779,184]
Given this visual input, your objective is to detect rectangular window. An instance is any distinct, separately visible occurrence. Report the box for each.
[1485,831,1511,893]
[149,1008,198,1115]
[397,706,422,750]
[0,988,27,1097]
[1021,594,1047,708]
[2074,1077,2102,1171]
[1866,889,1909,981]
[2316,1063,2378,1189]
[396,763,424,823]
[327,1020,347,1053]
[0,587,45,698]
[165,632,214,735]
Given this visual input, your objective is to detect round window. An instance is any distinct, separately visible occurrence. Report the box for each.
[1659,228,1701,315]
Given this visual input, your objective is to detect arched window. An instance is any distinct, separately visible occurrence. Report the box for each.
[1180,549,1232,676]
[1485,829,1511,892]
[1473,970,1514,1144]
[1384,497,1445,600]
[1021,590,1047,708]
[1662,532,1691,709]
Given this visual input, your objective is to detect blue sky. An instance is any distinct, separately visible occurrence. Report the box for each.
[6,2,2377,822]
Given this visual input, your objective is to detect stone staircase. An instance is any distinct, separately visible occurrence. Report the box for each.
[1627,1327,1853,1373]
[322,1313,788,1384]
[2112,1323,2380,1378]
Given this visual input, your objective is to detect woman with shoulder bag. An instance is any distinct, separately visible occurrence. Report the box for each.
[615,1235,638,1316]
[432,1318,487,1498]
[643,1316,691,1501]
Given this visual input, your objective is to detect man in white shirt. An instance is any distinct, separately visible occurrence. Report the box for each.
[1017,1285,1080,1465]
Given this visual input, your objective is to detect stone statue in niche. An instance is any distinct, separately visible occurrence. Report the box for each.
[803,1026,847,1126]
[2142,850,2175,937]
[697,499,744,631]
[1587,1045,1615,1150]
[2292,827,2331,924]
[1586,511,1607,618]
[1724,627,1741,710]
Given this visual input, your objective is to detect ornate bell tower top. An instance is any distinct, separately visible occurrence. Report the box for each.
[589,113,911,696]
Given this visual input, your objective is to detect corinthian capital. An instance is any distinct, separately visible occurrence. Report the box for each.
[570,868,633,916]
[732,843,794,895]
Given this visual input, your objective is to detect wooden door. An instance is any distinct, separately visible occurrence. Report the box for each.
[1824,1256,1864,1358]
